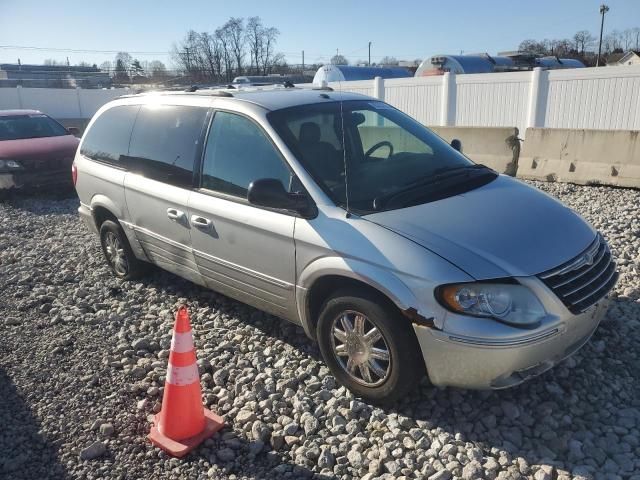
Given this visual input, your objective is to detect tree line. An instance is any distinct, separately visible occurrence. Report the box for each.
[172,16,286,83]
[519,27,640,65]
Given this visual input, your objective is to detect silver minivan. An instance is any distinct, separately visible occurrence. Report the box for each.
[74,87,617,403]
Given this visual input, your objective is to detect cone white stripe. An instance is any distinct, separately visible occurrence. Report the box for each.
[170,331,194,353]
[166,363,199,386]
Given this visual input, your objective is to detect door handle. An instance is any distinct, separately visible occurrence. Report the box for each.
[190,215,212,229]
[167,208,185,221]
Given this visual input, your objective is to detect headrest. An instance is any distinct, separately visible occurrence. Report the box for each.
[299,122,321,144]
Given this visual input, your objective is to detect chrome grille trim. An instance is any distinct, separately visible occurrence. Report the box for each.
[538,234,618,314]
[539,235,600,279]
[550,244,608,288]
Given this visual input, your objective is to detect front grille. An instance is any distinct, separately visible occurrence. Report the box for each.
[538,234,618,314]
[20,157,72,171]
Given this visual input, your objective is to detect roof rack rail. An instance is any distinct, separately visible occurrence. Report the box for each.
[312,85,334,92]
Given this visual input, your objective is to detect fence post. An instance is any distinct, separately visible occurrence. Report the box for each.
[373,76,385,101]
[440,72,456,126]
[526,67,548,129]
[76,87,84,119]
[16,85,23,108]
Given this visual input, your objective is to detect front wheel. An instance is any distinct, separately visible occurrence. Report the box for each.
[316,288,425,404]
[99,220,147,280]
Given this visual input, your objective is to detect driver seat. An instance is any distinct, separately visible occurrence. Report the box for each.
[298,122,343,181]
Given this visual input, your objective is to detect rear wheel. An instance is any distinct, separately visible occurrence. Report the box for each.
[316,288,425,404]
[99,220,146,280]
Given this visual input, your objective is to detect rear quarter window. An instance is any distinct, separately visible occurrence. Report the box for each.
[126,104,209,188]
[80,105,139,164]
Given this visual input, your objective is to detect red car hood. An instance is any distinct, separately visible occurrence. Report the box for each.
[0,135,79,161]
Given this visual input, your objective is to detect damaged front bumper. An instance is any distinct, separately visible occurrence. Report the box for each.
[0,167,73,192]
[412,298,609,389]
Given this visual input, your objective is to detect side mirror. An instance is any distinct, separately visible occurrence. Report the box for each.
[450,139,462,152]
[247,178,315,217]
[67,127,80,136]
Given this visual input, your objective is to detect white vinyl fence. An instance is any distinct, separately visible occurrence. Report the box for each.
[328,65,640,137]
[1,65,639,137]
[0,86,128,120]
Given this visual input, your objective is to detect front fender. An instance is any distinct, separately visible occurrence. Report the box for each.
[296,255,433,338]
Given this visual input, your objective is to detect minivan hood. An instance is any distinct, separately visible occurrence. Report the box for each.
[366,176,596,279]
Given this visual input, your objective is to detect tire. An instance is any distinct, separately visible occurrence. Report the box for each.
[99,220,147,280]
[316,288,425,405]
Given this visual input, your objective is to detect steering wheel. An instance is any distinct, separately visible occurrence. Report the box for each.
[364,141,393,161]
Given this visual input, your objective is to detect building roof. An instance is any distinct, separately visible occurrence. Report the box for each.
[614,50,640,64]
[313,65,412,83]
[0,63,99,73]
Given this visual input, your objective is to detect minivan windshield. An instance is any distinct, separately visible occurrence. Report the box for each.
[268,100,497,214]
[0,114,69,141]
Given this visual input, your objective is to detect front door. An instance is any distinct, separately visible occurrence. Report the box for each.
[124,103,209,285]
[189,110,298,320]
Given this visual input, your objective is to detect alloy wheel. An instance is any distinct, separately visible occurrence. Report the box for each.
[330,310,392,387]
[104,231,128,276]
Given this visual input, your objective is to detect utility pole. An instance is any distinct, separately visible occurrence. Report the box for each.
[302,50,304,72]
[596,4,609,67]
[368,42,372,66]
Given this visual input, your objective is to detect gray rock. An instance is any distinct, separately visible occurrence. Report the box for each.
[79,441,106,461]
[429,470,452,480]
[236,410,257,425]
[347,449,363,469]
[318,448,335,469]
[216,447,235,462]
[98,423,114,437]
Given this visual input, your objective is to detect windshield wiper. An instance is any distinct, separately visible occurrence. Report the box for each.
[372,164,492,211]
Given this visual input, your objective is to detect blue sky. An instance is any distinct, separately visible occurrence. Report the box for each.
[1,0,639,67]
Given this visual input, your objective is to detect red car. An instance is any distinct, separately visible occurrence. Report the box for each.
[0,109,80,194]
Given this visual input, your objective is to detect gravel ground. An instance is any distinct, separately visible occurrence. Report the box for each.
[0,181,639,480]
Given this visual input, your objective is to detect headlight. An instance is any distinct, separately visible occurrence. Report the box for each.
[437,282,546,327]
[0,159,23,171]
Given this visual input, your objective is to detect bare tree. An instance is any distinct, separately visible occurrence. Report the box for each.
[379,56,399,66]
[330,54,349,65]
[224,17,245,76]
[632,27,640,50]
[621,28,636,51]
[99,61,113,74]
[114,52,132,82]
[573,30,595,54]
[603,30,624,53]
[198,32,222,80]
[518,39,548,55]
[170,16,284,82]
[148,60,167,80]
[246,16,263,75]
[260,27,280,74]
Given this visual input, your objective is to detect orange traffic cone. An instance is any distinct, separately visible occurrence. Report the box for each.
[148,306,224,457]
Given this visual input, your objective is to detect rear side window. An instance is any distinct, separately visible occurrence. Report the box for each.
[201,111,291,197]
[80,106,139,164]
[127,104,208,188]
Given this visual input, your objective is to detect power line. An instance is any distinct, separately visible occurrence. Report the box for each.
[0,45,172,55]
[0,44,424,61]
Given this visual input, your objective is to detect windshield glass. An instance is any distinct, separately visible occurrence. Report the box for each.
[0,114,69,141]
[268,100,495,214]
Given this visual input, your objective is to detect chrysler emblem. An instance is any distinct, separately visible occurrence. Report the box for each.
[581,250,596,266]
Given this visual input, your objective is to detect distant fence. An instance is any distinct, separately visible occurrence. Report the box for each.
[0,86,128,121]
[1,65,639,137]
[326,65,640,137]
